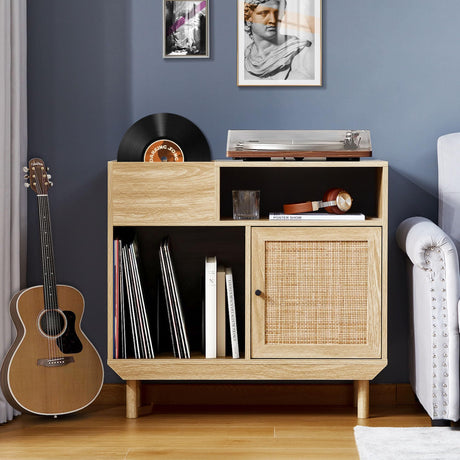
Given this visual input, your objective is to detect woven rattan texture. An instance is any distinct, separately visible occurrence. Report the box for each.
[264,241,368,345]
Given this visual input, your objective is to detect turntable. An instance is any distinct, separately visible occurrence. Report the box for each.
[226,130,372,160]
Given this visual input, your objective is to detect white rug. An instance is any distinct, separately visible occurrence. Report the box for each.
[354,426,460,460]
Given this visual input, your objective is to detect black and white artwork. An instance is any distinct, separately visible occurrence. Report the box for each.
[238,0,321,86]
[163,0,209,58]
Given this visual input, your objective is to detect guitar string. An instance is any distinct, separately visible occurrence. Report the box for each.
[41,195,58,359]
[37,189,52,362]
[35,173,50,361]
[38,195,56,361]
[37,172,61,362]
[47,194,64,360]
[43,194,62,360]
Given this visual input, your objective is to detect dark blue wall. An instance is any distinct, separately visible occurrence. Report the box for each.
[27,0,131,382]
[27,0,460,383]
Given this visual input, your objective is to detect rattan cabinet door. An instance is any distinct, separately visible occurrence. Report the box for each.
[251,227,381,359]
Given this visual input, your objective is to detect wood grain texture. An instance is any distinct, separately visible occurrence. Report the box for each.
[356,380,370,418]
[109,162,217,225]
[0,399,429,460]
[107,358,387,381]
[1,285,104,415]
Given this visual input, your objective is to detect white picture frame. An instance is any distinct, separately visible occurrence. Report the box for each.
[237,0,322,86]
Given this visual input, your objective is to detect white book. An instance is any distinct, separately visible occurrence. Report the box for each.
[216,265,226,357]
[205,256,217,358]
[225,267,239,359]
[269,212,365,221]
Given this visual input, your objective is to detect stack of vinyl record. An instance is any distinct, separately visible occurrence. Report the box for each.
[159,238,190,358]
[114,239,155,359]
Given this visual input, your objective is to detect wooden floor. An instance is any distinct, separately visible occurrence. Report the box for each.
[0,402,429,459]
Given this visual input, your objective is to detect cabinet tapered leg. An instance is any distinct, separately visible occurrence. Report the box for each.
[126,380,140,419]
[126,380,153,419]
[355,380,369,418]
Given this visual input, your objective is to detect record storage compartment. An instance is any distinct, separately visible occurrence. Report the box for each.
[107,160,388,418]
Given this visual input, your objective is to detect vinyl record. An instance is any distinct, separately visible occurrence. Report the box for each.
[117,113,211,162]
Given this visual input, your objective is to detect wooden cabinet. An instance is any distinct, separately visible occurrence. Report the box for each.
[107,160,388,419]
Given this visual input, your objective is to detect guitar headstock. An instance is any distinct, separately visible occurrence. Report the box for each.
[25,158,53,194]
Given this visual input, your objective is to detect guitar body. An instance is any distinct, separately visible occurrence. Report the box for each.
[1,285,104,416]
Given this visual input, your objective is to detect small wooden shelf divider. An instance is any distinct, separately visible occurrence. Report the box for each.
[107,160,388,418]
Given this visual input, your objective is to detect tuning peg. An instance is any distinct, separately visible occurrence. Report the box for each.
[24,182,30,188]
[47,174,52,179]
[49,181,54,187]
[24,174,29,180]
[23,166,29,173]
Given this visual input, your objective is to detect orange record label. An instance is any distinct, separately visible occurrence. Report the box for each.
[143,139,184,162]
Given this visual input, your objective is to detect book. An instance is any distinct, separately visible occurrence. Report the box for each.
[216,265,226,357]
[205,256,217,358]
[225,267,240,359]
[268,212,365,221]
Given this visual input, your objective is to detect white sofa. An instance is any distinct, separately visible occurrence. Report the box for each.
[396,133,460,423]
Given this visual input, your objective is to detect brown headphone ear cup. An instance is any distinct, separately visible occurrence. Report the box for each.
[323,188,346,214]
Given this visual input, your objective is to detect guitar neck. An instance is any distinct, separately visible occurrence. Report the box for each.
[37,194,58,310]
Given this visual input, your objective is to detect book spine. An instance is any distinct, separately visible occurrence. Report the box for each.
[216,266,226,357]
[225,267,239,359]
[205,256,217,358]
[269,215,304,220]
[269,213,365,220]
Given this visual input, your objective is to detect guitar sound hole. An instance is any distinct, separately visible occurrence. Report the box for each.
[38,309,67,338]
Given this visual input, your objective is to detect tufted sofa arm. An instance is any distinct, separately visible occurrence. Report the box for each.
[397,216,460,421]
[396,217,459,270]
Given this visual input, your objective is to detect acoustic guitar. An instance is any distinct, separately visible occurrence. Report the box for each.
[0,158,104,416]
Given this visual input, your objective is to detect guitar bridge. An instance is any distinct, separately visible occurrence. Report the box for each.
[37,357,75,367]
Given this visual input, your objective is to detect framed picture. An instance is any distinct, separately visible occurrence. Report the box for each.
[163,0,210,58]
[237,0,322,86]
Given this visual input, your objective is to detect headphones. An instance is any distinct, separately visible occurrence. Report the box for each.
[283,188,353,215]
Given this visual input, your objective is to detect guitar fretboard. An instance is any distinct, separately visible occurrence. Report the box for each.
[37,195,58,310]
